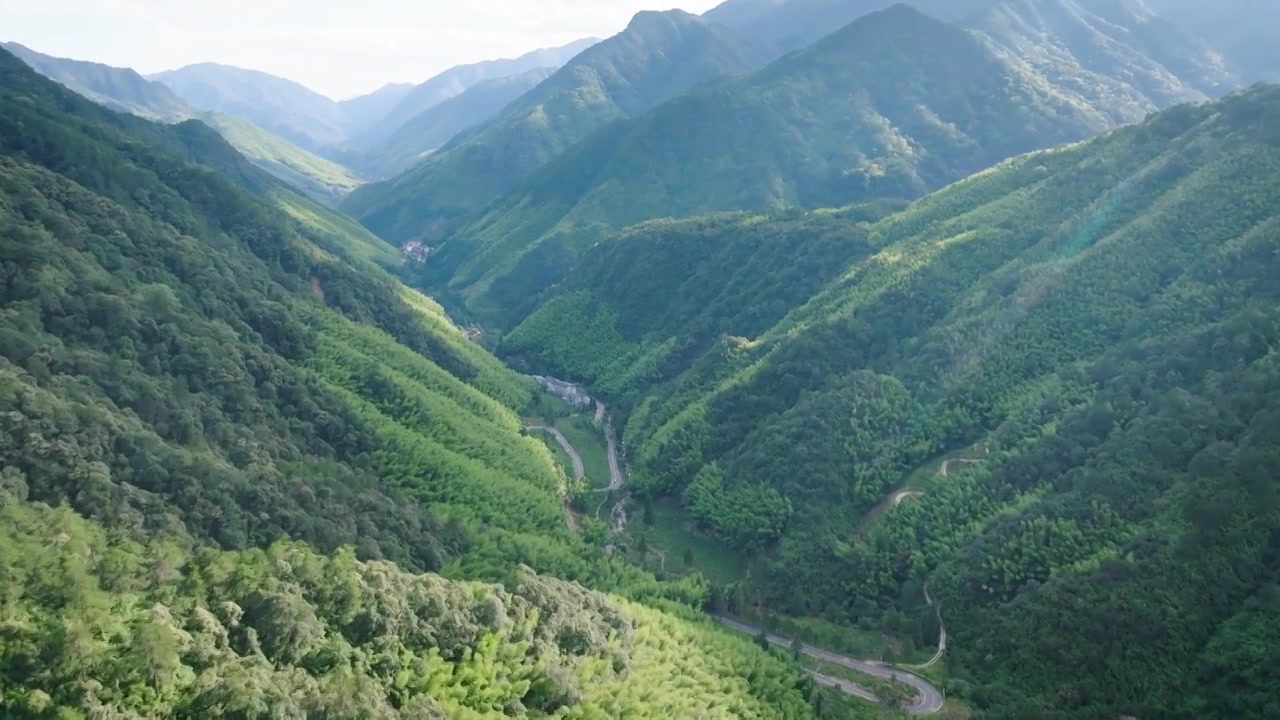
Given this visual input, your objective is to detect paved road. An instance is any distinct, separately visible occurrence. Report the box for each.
[527,425,585,532]
[527,425,585,479]
[714,617,946,714]
[908,585,947,670]
[596,401,628,532]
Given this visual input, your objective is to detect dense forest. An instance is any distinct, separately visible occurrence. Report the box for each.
[504,84,1280,718]
[6,0,1280,717]
[0,48,865,719]
[392,0,1240,330]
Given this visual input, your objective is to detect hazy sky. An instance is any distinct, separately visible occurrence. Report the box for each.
[1,0,723,99]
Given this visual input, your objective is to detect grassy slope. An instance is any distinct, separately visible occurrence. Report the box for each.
[205,112,365,203]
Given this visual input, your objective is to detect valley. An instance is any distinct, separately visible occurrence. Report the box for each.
[3,1,1279,718]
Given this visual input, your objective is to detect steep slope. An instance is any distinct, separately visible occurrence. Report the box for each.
[6,43,365,203]
[341,10,767,243]
[356,37,600,150]
[359,67,556,179]
[706,0,1238,103]
[510,84,1280,719]
[2,41,192,120]
[201,112,364,203]
[0,44,855,720]
[419,5,1108,325]
[971,0,1239,118]
[150,62,349,151]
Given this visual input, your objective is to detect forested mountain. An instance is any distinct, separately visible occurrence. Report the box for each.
[358,67,557,179]
[503,83,1280,719]
[1147,0,1280,81]
[150,62,351,151]
[341,9,767,243]
[705,0,1239,91]
[2,41,191,120]
[4,43,365,204]
[355,37,600,151]
[409,3,1194,326]
[0,45,861,719]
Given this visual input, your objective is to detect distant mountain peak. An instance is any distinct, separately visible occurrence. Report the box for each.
[629,7,698,24]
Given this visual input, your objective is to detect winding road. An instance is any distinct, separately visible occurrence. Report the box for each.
[712,455,980,714]
[526,425,584,531]
[714,616,945,715]
[596,401,628,532]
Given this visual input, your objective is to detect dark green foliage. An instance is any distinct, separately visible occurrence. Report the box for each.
[0,46,856,720]
[500,207,892,405]
[508,83,1280,718]
[342,9,765,243]
[1,41,193,120]
[416,1,1233,326]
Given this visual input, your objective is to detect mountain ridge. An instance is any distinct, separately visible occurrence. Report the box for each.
[411,2,1136,326]
[354,37,600,151]
[4,42,365,203]
[341,9,768,244]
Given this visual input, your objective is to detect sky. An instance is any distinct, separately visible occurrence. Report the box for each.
[0,0,723,99]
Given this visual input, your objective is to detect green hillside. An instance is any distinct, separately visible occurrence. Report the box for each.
[4,43,367,204]
[2,41,193,120]
[411,4,1114,326]
[0,46,860,719]
[504,83,1280,718]
[203,112,364,204]
[0,495,837,719]
[341,9,766,244]
[360,67,556,179]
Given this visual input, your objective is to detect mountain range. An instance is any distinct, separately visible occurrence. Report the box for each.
[340,9,769,242]
[2,42,364,204]
[502,79,1280,720]
[393,0,1242,326]
[0,43,832,719]
[3,1,1280,718]
[356,67,558,179]
[351,37,601,151]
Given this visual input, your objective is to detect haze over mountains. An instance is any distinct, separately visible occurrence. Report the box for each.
[384,0,1248,325]
[340,9,770,242]
[2,1,1279,718]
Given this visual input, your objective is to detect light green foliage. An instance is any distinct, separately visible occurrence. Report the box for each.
[0,497,831,719]
[205,112,365,204]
